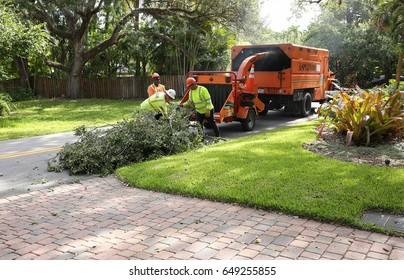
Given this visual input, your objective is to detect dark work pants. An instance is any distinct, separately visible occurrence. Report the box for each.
[196,109,220,137]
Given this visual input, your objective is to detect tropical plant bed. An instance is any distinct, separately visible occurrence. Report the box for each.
[304,127,404,168]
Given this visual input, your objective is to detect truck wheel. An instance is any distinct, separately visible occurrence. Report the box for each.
[258,109,268,116]
[241,109,256,131]
[300,93,312,117]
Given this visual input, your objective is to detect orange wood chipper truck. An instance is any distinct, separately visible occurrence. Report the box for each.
[180,44,338,131]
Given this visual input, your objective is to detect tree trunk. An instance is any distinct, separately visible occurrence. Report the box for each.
[67,41,85,99]
[14,56,31,91]
[135,57,141,76]
[67,72,81,99]
[396,49,403,86]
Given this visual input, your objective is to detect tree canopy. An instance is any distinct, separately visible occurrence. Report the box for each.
[300,0,402,87]
[1,0,403,98]
[9,0,262,98]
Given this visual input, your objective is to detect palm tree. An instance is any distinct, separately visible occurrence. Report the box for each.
[373,0,404,86]
[286,25,302,44]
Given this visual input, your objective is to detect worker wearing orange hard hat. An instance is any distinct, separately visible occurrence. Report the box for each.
[183,77,220,137]
[147,72,166,97]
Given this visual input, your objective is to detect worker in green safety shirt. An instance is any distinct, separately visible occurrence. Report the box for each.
[183,77,220,137]
[140,89,176,120]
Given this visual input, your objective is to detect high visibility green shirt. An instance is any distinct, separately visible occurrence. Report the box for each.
[147,84,166,97]
[183,85,213,114]
[140,92,168,114]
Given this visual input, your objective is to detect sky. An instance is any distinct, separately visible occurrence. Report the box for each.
[260,0,321,32]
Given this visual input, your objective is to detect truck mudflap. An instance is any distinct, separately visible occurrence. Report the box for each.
[236,106,250,119]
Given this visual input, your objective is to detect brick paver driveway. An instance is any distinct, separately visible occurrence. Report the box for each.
[1,175,403,260]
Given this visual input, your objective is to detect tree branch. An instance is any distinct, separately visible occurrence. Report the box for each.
[144,31,196,60]
[83,6,196,62]
[32,1,75,40]
[43,56,69,73]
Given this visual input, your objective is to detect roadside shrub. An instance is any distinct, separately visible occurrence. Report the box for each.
[318,87,404,146]
[48,107,204,175]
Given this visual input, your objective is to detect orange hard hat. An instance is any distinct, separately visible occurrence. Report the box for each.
[152,73,160,79]
[186,77,196,87]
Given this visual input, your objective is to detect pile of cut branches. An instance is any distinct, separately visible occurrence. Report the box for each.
[48,108,203,175]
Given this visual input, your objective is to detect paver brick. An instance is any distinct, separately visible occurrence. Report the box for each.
[184,241,209,253]
[326,242,349,255]
[305,241,328,255]
[300,229,319,238]
[165,241,190,253]
[314,235,334,244]
[344,251,366,260]
[208,241,227,250]
[370,242,392,254]
[299,251,321,260]
[321,252,343,260]
[290,239,310,249]
[193,247,218,259]
[368,233,390,243]
[366,251,389,260]
[238,248,260,259]
[349,240,372,254]
[279,246,304,259]
[389,248,404,260]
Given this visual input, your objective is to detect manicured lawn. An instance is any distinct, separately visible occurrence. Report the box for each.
[0,98,141,140]
[116,121,404,234]
[2,98,402,234]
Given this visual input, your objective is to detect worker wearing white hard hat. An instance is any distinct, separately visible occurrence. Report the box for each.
[147,72,166,97]
[140,89,176,120]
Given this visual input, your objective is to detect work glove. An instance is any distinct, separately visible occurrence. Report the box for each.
[205,111,210,118]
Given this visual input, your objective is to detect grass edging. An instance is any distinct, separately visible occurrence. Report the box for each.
[116,120,404,236]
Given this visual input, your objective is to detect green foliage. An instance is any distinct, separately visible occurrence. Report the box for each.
[4,87,35,101]
[48,108,203,175]
[0,0,51,79]
[384,79,404,93]
[0,92,15,116]
[319,88,404,146]
[303,0,398,87]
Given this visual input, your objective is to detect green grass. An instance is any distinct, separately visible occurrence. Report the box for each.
[116,121,404,234]
[0,98,141,140]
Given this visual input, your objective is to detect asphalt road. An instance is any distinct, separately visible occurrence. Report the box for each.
[0,131,93,198]
[0,109,318,198]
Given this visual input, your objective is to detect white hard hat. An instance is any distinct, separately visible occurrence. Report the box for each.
[166,89,176,99]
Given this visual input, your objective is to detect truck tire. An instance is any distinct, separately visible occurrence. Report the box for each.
[300,93,312,117]
[258,109,268,116]
[241,108,256,131]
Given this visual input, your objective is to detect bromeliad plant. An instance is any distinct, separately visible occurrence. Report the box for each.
[318,87,404,146]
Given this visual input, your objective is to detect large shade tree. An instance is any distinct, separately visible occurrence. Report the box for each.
[12,0,260,99]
